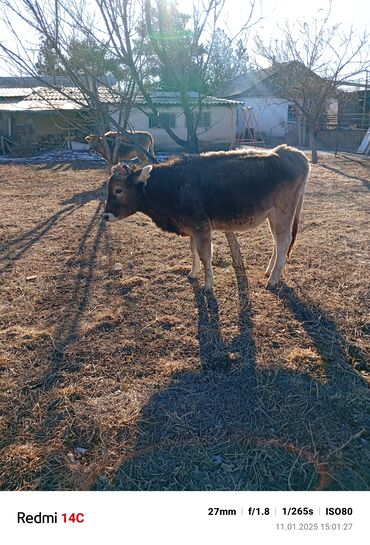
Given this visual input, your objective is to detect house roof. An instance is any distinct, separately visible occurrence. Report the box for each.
[0,88,34,98]
[0,85,120,112]
[217,61,322,98]
[217,66,277,97]
[0,87,241,112]
[135,91,241,106]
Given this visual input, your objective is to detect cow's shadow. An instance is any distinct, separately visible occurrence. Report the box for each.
[94,254,370,491]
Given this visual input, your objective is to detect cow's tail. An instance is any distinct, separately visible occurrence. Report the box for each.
[149,134,155,157]
[287,188,305,258]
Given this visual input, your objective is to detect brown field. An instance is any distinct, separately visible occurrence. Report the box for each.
[0,152,369,491]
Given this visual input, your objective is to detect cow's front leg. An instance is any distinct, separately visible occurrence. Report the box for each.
[193,231,213,290]
[188,236,201,279]
[265,244,276,277]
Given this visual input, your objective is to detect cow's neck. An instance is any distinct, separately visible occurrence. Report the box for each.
[138,193,183,236]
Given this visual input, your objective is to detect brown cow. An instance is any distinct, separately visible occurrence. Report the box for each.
[85,130,155,164]
[103,145,310,290]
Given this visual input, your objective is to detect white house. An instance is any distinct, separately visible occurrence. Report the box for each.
[110,92,240,151]
[218,68,295,141]
[0,78,241,153]
[217,63,338,144]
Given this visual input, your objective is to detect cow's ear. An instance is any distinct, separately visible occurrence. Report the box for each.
[136,165,152,183]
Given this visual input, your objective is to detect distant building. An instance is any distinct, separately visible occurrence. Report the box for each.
[338,88,370,129]
[217,62,338,145]
[0,77,240,154]
[117,92,241,151]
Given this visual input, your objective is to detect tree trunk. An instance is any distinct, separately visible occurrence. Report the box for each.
[309,127,318,164]
[187,134,200,153]
[297,118,302,147]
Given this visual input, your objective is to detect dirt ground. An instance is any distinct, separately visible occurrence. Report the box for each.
[0,151,369,491]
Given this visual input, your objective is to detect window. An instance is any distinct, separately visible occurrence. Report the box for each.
[149,112,176,129]
[287,104,297,123]
[187,111,211,129]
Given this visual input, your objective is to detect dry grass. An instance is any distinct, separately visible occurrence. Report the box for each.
[0,152,369,491]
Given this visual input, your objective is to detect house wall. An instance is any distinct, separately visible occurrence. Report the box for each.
[1,103,238,153]
[110,104,237,151]
[236,97,340,144]
[0,112,8,136]
[0,110,88,154]
[11,111,84,138]
[236,97,290,139]
[0,111,87,139]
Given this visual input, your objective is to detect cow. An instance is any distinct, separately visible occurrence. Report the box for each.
[103,145,310,290]
[85,130,155,165]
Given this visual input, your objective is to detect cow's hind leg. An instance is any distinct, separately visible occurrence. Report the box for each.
[136,150,149,165]
[266,212,292,287]
[188,236,201,279]
[193,231,213,290]
[265,215,277,277]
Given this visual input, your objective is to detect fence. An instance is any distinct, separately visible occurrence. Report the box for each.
[323,112,370,130]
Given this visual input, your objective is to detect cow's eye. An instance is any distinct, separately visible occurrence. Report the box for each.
[114,188,123,196]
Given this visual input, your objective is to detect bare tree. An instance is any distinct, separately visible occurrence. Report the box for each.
[0,0,258,157]
[93,0,255,153]
[254,4,370,163]
[0,0,155,165]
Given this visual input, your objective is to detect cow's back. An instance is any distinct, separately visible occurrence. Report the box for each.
[105,130,153,149]
[145,148,306,224]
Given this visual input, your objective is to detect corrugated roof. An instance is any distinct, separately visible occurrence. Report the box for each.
[22,86,115,106]
[0,88,33,98]
[0,99,83,112]
[135,92,241,106]
[0,87,241,111]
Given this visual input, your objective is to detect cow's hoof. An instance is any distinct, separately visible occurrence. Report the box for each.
[203,284,214,292]
[265,280,281,291]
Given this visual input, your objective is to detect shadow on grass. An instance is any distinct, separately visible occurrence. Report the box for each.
[277,283,370,377]
[0,204,83,274]
[340,154,370,168]
[100,270,370,491]
[320,163,370,190]
[0,177,107,275]
[0,202,109,484]
[37,159,107,171]
[36,201,106,389]
[61,182,107,206]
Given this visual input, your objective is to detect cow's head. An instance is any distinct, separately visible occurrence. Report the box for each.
[103,163,153,222]
[85,134,103,152]
[85,134,100,144]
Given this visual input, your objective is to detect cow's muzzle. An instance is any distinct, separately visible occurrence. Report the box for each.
[104,212,118,222]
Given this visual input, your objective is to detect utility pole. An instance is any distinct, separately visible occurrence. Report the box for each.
[361,70,368,129]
